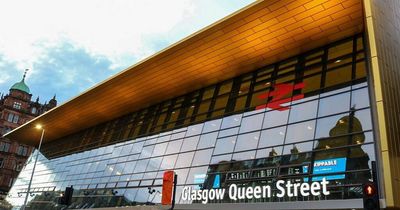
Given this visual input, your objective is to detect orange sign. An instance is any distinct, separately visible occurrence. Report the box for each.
[162,171,175,205]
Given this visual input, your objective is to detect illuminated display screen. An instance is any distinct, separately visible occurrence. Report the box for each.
[304,158,347,181]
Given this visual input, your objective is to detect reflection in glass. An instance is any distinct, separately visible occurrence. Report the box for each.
[221,114,242,129]
[255,147,283,159]
[232,151,256,161]
[203,119,222,133]
[180,136,199,152]
[210,154,232,164]
[263,109,289,128]
[197,132,218,149]
[234,131,260,152]
[213,136,236,155]
[191,149,213,166]
[239,113,264,133]
[288,100,318,123]
[165,140,183,154]
[259,126,286,148]
[315,113,347,138]
[285,120,315,143]
[175,152,195,168]
[160,155,177,170]
[351,88,370,109]
[318,92,350,117]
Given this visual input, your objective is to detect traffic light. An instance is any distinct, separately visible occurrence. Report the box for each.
[59,186,73,206]
[363,182,379,210]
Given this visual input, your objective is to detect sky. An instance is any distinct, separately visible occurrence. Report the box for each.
[0,0,255,104]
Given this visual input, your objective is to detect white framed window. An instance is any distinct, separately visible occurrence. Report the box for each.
[0,141,11,152]
[17,145,28,156]
[13,102,22,109]
[31,107,37,114]
[7,113,14,122]
[12,115,19,124]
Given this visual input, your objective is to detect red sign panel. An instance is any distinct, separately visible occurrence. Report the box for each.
[162,171,175,205]
[256,82,305,111]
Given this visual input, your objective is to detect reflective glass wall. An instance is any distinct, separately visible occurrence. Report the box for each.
[7,34,375,209]
[42,34,367,159]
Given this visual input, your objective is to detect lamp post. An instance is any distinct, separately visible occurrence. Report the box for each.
[21,124,45,210]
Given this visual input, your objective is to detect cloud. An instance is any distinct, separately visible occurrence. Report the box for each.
[0,0,255,103]
[29,41,114,103]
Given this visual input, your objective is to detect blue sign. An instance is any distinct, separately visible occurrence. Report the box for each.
[194,174,206,190]
[304,157,347,181]
[213,174,221,188]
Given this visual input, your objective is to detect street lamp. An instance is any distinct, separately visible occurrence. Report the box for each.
[21,124,45,210]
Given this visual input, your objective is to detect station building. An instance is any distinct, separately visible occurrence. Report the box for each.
[4,0,400,209]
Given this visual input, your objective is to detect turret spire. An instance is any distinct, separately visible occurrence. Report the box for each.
[23,69,29,81]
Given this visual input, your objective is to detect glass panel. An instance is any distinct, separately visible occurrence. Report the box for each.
[152,142,168,156]
[165,139,183,155]
[256,146,283,158]
[302,74,321,94]
[157,134,171,143]
[146,157,163,171]
[140,145,154,158]
[180,136,200,152]
[355,61,367,79]
[213,136,236,155]
[213,95,229,110]
[221,114,242,129]
[197,132,218,149]
[282,141,313,155]
[239,113,264,133]
[234,96,247,112]
[288,100,318,123]
[202,119,222,133]
[285,120,316,144]
[135,188,150,202]
[259,126,286,148]
[263,109,289,128]
[160,155,178,170]
[210,154,232,164]
[202,87,215,100]
[234,131,260,152]
[232,151,256,161]
[175,152,195,168]
[191,149,213,166]
[218,81,233,95]
[250,90,269,108]
[134,159,149,173]
[185,123,204,137]
[175,169,189,185]
[186,166,208,185]
[351,87,370,109]
[318,92,350,117]
[218,127,239,138]
[325,66,352,88]
[328,40,353,60]
[354,109,372,131]
[315,113,348,139]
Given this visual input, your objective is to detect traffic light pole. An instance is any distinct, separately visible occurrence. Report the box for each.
[170,174,177,210]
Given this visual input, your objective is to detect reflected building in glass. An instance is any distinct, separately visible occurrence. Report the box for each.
[4,0,400,209]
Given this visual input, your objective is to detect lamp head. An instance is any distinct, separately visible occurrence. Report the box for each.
[35,124,43,130]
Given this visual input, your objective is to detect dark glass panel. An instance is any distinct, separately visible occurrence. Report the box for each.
[325,66,352,88]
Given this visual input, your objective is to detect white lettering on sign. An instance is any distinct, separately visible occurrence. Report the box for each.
[181,178,330,204]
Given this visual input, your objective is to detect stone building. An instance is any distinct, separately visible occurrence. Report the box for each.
[0,71,57,198]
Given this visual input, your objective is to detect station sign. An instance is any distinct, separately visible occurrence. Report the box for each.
[181,178,330,204]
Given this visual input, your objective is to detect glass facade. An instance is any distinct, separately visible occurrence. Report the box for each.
[7,34,375,209]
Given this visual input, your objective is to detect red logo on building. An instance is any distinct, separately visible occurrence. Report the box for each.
[256,82,305,111]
